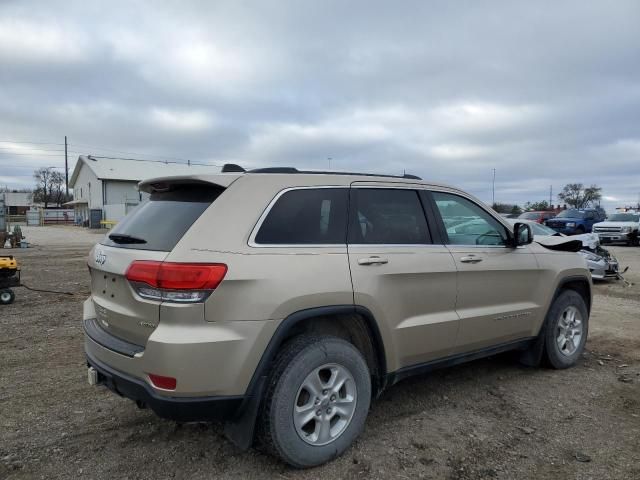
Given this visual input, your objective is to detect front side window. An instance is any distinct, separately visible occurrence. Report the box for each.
[255,188,348,244]
[432,191,507,246]
[348,189,430,244]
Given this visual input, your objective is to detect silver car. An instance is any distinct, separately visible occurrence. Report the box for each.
[508,219,618,280]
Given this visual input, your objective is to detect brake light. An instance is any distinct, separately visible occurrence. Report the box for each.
[125,261,227,303]
[148,373,177,390]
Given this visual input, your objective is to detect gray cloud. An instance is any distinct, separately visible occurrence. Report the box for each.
[1,0,639,209]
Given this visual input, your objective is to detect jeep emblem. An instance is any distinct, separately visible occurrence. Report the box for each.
[95,250,107,265]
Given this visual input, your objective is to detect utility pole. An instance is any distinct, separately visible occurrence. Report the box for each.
[492,168,496,206]
[328,157,332,169]
[64,135,69,198]
[549,185,552,209]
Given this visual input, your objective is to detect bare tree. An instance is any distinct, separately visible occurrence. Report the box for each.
[33,168,67,208]
[557,183,602,209]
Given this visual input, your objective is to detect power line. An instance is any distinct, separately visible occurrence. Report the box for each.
[0,146,65,153]
[0,163,65,168]
[0,138,220,167]
[0,152,68,157]
[87,155,222,167]
[0,140,65,146]
[70,143,196,163]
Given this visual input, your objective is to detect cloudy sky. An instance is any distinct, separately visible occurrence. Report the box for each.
[1,0,639,210]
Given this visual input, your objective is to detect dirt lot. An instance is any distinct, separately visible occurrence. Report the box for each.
[2,226,639,479]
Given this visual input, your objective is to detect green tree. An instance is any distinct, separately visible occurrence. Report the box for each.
[557,184,602,209]
[492,203,520,214]
[523,200,550,211]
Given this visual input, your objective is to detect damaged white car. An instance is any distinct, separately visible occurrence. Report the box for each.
[508,219,621,280]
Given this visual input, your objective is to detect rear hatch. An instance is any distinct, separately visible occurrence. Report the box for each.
[88,181,225,346]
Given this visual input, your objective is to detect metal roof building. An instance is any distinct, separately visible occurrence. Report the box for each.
[67,155,220,225]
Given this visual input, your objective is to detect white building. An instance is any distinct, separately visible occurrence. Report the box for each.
[67,155,220,224]
[1,192,34,215]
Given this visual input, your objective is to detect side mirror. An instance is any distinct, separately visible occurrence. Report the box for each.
[513,222,533,247]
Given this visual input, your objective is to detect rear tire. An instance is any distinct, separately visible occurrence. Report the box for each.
[543,290,589,369]
[259,335,371,468]
[0,289,15,305]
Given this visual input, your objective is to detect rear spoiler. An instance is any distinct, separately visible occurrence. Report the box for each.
[138,174,242,194]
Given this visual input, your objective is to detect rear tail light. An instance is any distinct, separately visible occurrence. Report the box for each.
[148,373,177,390]
[125,261,227,303]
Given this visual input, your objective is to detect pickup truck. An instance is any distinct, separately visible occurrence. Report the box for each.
[592,212,640,246]
[544,208,606,235]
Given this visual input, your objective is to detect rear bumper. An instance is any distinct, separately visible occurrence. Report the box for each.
[86,352,243,421]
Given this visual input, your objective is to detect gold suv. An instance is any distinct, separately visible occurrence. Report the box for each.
[84,162,591,467]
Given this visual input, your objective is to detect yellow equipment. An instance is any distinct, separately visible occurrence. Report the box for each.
[0,255,19,305]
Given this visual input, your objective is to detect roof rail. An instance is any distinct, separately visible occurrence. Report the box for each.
[221,163,246,173]
[246,167,421,180]
[249,167,299,173]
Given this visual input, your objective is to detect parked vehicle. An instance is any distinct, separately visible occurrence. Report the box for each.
[518,211,555,224]
[83,165,591,467]
[592,212,640,246]
[544,208,605,235]
[507,219,620,280]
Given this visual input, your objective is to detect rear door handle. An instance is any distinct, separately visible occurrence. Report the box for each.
[460,255,483,264]
[358,256,389,266]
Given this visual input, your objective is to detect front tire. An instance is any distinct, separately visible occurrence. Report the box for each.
[259,335,371,468]
[0,289,15,305]
[543,290,589,369]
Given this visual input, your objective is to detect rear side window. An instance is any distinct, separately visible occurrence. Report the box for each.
[255,188,348,244]
[349,189,431,244]
[101,184,223,251]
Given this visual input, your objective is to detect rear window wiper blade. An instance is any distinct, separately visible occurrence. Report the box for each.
[108,233,147,244]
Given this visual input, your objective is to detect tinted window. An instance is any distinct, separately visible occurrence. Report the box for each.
[255,188,348,244]
[349,189,430,244]
[557,209,585,218]
[101,184,222,251]
[432,192,507,246]
[519,212,540,219]
[609,213,639,222]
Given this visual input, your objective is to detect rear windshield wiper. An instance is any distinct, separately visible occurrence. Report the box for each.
[108,233,147,244]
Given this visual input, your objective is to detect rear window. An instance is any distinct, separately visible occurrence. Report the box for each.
[101,184,223,251]
[349,189,431,244]
[519,212,540,219]
[255,188,348,244]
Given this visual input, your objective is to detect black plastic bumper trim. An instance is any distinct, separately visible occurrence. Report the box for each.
[83,318,145,357]
[86,352,244,422]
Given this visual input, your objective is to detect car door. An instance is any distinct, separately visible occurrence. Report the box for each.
[347,183,459,371]
[427,190,543,353]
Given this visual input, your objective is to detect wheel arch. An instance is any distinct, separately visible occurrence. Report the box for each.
[250,305,387,398]
[554,275,592,314]
[224,305,387,449]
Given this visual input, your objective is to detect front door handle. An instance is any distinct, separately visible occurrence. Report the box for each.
[460,255,483,264]
[358,256,389,266]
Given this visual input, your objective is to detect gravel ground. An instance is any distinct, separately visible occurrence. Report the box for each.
[1,227,639,479]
